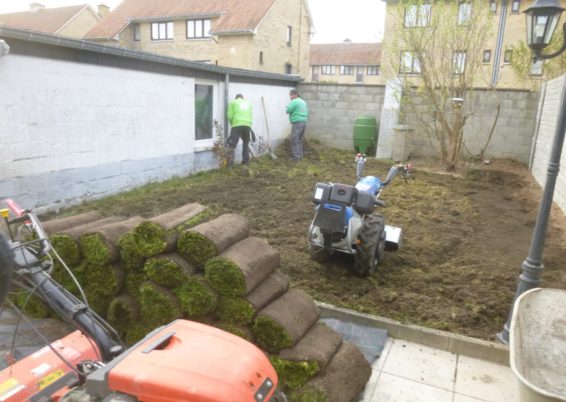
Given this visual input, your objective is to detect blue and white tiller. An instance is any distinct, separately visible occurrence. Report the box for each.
[308,154,413,277]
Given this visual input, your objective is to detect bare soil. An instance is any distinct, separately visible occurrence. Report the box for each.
[61,143,566,341]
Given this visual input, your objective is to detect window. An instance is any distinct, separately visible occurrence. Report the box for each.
[511,0,520,12]
[259,51,264,64]
[490,0,497,13]
[285,63,293,74]
[400,51,421,74]
[321,65,335,75]
[287,26,292,46]
[458,2,472,25]
[340,65,354,75]
[367,65,380,75]
[530,59,543,76]
[133,23,141,41]
[483,50,492,63]
[504,49,513,63]
[187,19,211,39]
[404,3,431,27]
[453,51,466,74]
[195,84,214,141]
[151,22,174,40]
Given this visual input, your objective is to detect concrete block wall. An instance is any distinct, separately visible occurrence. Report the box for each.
[297,83,386,151]
[530,75,566,214]
[399,88,538,163]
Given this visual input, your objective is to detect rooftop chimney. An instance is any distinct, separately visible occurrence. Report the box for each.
[29,2,45,12]
[97,4,110,19]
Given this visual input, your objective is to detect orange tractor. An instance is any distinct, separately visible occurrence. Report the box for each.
[0,200,283,402]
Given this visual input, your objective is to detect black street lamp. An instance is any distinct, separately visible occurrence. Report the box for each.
[497,0,566,344]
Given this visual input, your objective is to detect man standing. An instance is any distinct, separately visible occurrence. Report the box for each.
[227,94,253,166]
[286,89,309,162]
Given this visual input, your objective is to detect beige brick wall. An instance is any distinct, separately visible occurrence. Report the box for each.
[58,8,100,39]
[91,0,311,77]
[381,0,566,89]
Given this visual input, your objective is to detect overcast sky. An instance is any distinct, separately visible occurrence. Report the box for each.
[0,0,385,43]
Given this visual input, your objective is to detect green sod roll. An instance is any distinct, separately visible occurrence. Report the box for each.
[9,291,50,318]
[124,271,149,299]
[288,387,328,402]
[107,295,139,339]
[174,277,217,318]
[82,263,124,298]
[50,262,85,297]
[119,232,145,271]
[139,282,181,329]
[299,342,372,402]
[215,323,254,342]
[279,323,343,372]
[147,203,208,252]
[48,216,122,266]
[143,253,194,288]
[50,234,81,266]
[125,324,148,345]
[132,221,167,258]
[251,316,293,353]
[205,237,280,296]
[80,217,144,266]
[84,288,112,317]
[252,289,320,353]
[178,214,250,269]
[246,270,289,312]
[269,356,320,390]
[216,297,255,325]
[42,211,102,234]
[204,257,246,297]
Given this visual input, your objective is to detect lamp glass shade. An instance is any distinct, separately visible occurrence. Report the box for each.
[524,1,564,49]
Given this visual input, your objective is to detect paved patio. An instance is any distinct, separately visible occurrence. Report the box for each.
[359,337,518,402]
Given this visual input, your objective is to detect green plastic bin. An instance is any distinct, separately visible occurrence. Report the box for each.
[353,116,378,155]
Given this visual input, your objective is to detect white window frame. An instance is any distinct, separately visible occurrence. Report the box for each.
[530,59,543,76]
[503,49,513,64]
[287,26,292,46]
[511,0,520,12]
[151,21,174,41]
[194,81,218,148]
[483,50,492,63]
[133,23,141,41]
[340,65,354,75]
[367,65,380,75]
[453,51,466,74]
[490,0,497,13]
[404,3,431,27]
[187,19,211,39]
[458,2,472,25]
[400,51,421,74]
[321,65,335,75]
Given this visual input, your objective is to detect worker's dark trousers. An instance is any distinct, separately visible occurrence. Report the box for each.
[291,122,306,161]
[227,126,251,165]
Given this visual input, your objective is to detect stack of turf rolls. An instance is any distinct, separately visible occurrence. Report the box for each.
[39,205,371,402]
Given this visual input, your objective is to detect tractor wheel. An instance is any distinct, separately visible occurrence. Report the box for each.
[353,214,385,277]
[309,244,330,262]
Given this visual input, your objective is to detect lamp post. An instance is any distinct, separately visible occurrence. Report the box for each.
[497,0,566,344]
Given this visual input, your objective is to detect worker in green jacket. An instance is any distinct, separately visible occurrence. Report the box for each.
[227,93,253,165]
[286,89,309,161]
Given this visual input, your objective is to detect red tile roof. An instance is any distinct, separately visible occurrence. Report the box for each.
[310,43,382,66]
[85,0,277,39]
[0,5,90,34]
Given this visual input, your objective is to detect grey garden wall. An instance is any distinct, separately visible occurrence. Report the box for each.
[299,82,538,164]
[529,75,566,214]
[298,83,386,151]
[398,88,539,163]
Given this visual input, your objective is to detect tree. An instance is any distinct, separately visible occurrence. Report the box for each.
[383,0,495,170]
[510,30,566,89]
